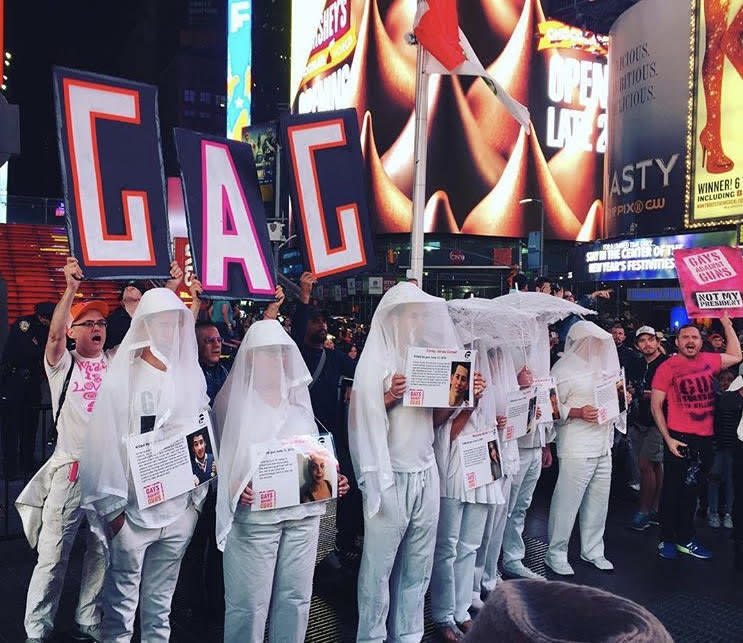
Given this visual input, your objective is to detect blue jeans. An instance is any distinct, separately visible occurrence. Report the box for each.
[709,448,735,514]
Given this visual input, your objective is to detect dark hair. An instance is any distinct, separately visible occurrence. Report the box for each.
[611,322,625,331]
[550,282,563,295]
[677,323,701,336]
[512,273,528,291]
[534,276,551,290]
[451,361,471,376]
[195,321,218,333]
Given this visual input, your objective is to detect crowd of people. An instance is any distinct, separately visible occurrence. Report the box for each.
[3,261,741,642]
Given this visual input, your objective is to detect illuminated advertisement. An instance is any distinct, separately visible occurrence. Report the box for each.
[576,230,736,281]
[604,0,692,237]
[227,0,252,140]
[689,0,743,227]
[290,0,607,240]
[241,121,278,202]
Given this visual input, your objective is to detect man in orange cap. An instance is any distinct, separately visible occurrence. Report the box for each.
[16,256,111,642]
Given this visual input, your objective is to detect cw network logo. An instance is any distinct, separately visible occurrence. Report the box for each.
[610,197,665,217]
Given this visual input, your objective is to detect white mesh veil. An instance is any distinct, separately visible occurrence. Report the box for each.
[493,291,596,325]
[81,288,209,527]
[349,282,459,517]
[552,321,620,385]
[213,320,315,549]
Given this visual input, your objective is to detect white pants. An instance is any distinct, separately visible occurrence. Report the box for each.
[546,454,611,565]
[430,498,489,626]
[102,507,198,643]
[25,463,105,639]
[502,448,543,566]
[357,466,440,643]
[223,515,321,643]
[473,477,512,596]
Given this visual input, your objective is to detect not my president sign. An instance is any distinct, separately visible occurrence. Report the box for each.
[674,246,743,318]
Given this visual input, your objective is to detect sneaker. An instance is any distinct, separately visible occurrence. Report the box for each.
[434,623,463,641]
[502,560,544,580]
[676,540,713,559]
[708,512,721,528]
[723,514,734,529]
[647,510,660,526]
[658,541,678,560]
[580,554,614,571]
[72,622,102,641]
[629,511,651,531]
[470,593,485,611]
[544,557,575,576]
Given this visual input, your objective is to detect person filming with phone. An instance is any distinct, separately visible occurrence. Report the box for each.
[651,317,741,561]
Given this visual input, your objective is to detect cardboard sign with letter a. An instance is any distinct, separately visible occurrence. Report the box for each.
[674,246,743,318]
[281,108,376,282]
[53,67,172,279]
[174,128,275,301]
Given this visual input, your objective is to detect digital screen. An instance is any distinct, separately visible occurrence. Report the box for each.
[241,121,278,202]
[290,1,607,240]
[577,230,737,281]
[280,247,305,279]
[227,0,252,139]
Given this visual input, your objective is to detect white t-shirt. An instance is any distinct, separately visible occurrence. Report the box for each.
[125,358,192,529]
[46,349,109,460]
[387,402,436,472]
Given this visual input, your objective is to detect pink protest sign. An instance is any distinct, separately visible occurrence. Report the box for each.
[673,246,743,318]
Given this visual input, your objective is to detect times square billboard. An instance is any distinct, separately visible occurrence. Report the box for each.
[290,0,608,241]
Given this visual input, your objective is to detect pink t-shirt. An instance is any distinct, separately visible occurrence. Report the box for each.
[651,352,722,436]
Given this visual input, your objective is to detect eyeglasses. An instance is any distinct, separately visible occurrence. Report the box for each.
[203,336,223,344]
[71,319,108,329]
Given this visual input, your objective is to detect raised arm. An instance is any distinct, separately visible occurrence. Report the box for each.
[720,314,742,370]
[189,278,204,322]
[165,260,184,292]
[46,257,83,368]
[263,286,285,320]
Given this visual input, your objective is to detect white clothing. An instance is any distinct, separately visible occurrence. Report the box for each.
[552,366,614,458]
[430,498,488,626]
[475,476,512,594]
[125,359,193,529]
[433,411,503,504]
[502,446,543,566]
[103,506,199,642]
[223,512,321,642]
[23,455,105,639]
[356,466,439,643]
[387,401,436,472]
[213,320,325,542]
[546,454,611,565]
[46,349,109,460]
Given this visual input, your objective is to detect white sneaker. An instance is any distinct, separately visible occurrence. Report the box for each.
[723,513,734,529]
[470,593,485,611]
[502,561,545,580]
[544,557,574,576]
[708,512,721,528]
[580,554,614,571]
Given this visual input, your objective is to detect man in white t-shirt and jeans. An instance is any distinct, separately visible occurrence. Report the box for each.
[17,256,110,642]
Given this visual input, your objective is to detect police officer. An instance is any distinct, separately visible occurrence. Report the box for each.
[0,302,55,478]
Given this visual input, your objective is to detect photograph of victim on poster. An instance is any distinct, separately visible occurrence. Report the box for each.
[187,428,216,486]
[550,388,561,421]
[526,394,538,435]
[617,378,627,414]
[488,440,503,481]
[404,347,476,408]
[251,434,338,511]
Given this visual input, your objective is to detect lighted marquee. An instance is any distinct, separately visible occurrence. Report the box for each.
[290,0,608,241]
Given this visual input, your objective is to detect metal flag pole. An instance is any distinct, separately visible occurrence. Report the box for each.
[407,40,430,287]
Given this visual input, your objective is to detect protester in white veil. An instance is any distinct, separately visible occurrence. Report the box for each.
[80,288,209,643]
[349,282,459,643]
[545,321,623,576]
[213,319,347,642]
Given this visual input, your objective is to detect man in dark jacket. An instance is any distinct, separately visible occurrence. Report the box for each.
[291,272,360,561]
[0,302,54,477]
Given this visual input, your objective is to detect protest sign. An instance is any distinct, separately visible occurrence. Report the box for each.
[403,347,476,408]
[594,369,627,425]
[535,376,561,423]
[459,429,499,491]
[128,410,216,510]
[53,67,172,279]
[504,387,538,441]
[250,433,337,511]
[281,108,376,281]
[174,128,275,300]
[674,246,743,318]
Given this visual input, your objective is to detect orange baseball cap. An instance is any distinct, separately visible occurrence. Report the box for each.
[69,300,109,324]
